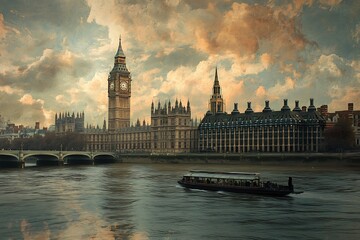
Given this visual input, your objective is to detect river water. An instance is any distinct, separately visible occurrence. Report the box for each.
[0,163,359,240]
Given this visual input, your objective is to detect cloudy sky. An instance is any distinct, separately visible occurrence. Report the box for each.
[0,0,359,128]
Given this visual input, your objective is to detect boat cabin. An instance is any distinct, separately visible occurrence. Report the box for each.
[182,170,261,187]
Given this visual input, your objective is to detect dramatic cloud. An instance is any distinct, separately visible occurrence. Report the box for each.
[0,0,359,127]
[0,13,7,39]
[353,24,360,44]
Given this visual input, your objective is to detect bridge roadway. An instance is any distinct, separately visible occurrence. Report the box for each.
[0,150,118,167]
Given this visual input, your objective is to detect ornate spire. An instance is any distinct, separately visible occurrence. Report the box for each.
[213,67,221,95]
[115,35,126,58]
[210,67,224,114]
[214,66,219,84]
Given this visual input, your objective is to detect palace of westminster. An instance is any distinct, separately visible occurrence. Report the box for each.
[55,37,336,153]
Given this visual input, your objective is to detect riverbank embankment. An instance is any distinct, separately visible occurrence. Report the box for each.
[118,152,360,167]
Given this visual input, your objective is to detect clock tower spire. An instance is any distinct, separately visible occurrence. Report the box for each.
[108,35,132,131]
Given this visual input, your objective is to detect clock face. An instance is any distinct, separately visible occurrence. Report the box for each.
[120,81,128,91]
[110,82,114,90]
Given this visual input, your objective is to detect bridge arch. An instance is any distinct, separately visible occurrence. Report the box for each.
[63,153,92,165]
[0,153,19,161]
[24,153,59,160]
[93,153,117,164]
[0,153,20,167]
[23,153,61,166]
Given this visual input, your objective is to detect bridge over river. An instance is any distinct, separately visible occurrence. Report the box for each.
[0,150,118,168]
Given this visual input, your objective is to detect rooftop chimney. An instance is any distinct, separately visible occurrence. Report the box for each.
[348,103,354,111]
[262,100,272,113]
[281,99,290,112]
[293,100,301,112]
[231,103,240,115]
[245,102,253,114]
[308,98,316,112]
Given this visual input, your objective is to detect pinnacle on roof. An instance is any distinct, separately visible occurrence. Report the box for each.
[214,66,219,85]
[245,102,254,114]
[263,100,272,113]
[115,35,126,58]
[281,99,291,112]
[308,98,316,112]
[293,100,301,112]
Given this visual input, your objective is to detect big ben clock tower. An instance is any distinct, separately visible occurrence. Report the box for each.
[108,36,131,132]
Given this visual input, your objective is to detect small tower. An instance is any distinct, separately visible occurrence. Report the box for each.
[103,118,106,131]
[209,67,224,114]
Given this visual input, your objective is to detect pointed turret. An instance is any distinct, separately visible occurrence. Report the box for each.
[164,102,167,114]
[103,119,106,130]
[187,100,191,113]
[209,67,224,114]
[213,67,220,95]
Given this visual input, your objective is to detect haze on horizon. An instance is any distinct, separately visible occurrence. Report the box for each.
[0,0,359,128]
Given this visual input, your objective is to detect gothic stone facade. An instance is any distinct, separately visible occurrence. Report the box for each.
[150,100,198,153]
[85,101,198,153]
[55,112,84,135]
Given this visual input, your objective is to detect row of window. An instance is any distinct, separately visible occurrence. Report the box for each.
[199,144,317,152]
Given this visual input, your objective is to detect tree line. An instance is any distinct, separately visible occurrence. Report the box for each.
[323,118,356,152]
[0,132,85,151]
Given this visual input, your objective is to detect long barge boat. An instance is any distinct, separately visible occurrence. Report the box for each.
[178,170,301,196]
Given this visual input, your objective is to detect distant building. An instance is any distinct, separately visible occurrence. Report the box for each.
[150,99,198,153]
[324,103,360,147]
[198,69,326,153]
[0,114,7,131]
[318,105,328,117]
[84,37,198,152]
[55,112,84,135]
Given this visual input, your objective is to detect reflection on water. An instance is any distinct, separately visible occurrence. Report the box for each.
[0,163,359,239]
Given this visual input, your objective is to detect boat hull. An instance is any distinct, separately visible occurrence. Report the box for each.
[178,181,293,197]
